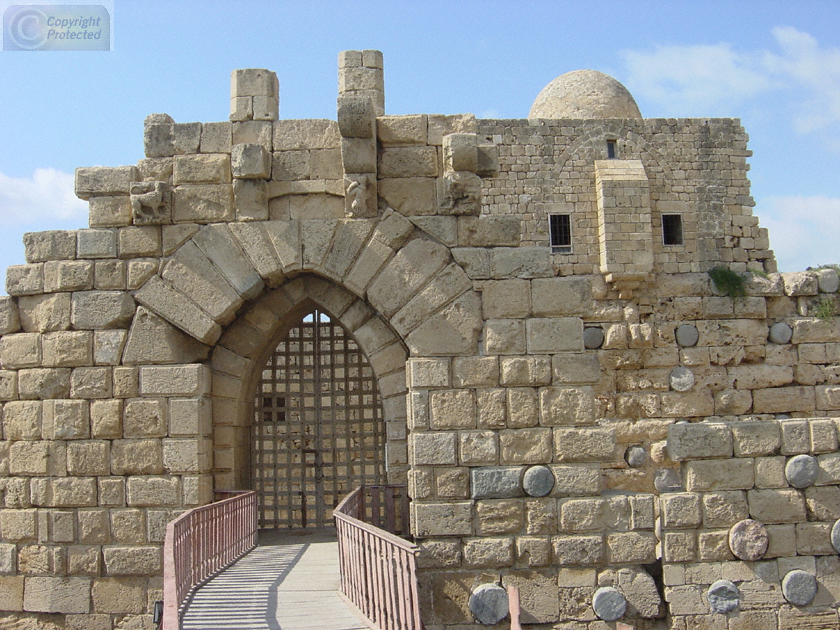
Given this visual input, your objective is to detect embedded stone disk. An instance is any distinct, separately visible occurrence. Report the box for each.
[583,326,605,349]
[523,465,555,497]
[592,586,626,622]
[669,367,695,392]
[654,468,682,493]
[469,583,509,625]
[782,570,817,606]
[728,519,768,561]
[769,322,793,344]
[818,268,840,293]
[529,70,642,119]
[675,324,699,347]
[707,580,739,614]
[785,454,819,489]
[832,519,840,554]
[625,445,647,468]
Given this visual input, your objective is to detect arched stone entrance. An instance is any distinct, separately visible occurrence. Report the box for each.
[252,308,386,529]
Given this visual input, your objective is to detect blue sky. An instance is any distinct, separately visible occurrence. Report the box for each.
[1,0,839,290]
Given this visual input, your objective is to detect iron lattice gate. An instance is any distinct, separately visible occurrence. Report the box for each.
[252,310,386,530]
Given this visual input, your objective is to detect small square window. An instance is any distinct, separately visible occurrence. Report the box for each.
[662,214,683,245]
[549,214,572,254]
[607,139,617,159]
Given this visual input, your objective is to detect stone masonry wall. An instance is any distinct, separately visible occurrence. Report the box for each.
[0,51,838,629]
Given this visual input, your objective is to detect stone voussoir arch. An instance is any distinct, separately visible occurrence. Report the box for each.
[133,207,484,358]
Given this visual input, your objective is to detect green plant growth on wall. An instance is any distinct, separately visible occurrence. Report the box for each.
[816,295,839,320]
[708,266,746,298]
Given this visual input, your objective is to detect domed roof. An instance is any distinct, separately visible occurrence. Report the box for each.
[529,70,642,119]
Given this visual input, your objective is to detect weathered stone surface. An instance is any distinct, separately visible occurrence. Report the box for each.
[75,166,137,200]
[122,307,209,364]
[592,586,626,622]
[781,569,817,606]
[23,577,91,613]
[231,143,270,179]
[728,519,768,561]
[413,501,472,537]
[70,291,135,330]
[668,423,732,460]
[470,467,523,499]
[707,579,739,614]
[669,366,695,392]
[625,445,647,468]
[554,427,615,462]
[748,489,807,523]
[134,276,222,345]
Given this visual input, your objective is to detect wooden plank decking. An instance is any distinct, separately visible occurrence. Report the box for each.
[181,530,371,630]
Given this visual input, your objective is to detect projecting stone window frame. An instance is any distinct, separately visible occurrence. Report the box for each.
[606,138,617,159]
[549,213,573,254]
[662,213,684,246]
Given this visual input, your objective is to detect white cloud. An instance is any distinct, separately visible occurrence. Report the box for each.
[0,168,87,224]
[622,27,840,137]
[758,196,840,271]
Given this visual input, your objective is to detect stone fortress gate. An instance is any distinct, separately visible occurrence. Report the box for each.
[1,50,840,629]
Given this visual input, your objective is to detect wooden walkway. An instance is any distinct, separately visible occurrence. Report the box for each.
[181,530,371,630]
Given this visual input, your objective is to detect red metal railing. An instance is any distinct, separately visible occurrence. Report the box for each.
[334,485,423,630]
[162,490,257,630]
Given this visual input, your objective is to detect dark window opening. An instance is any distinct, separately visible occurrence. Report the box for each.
[662,214,684,245]
[549,214,572,254]
[606,139,617,159]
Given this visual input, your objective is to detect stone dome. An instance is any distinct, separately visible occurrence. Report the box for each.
[529,69,642,119]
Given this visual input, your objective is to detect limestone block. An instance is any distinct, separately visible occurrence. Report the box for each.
[3,400,41,439]
[110,439,163,475]
[163,438,210,473]
[551,535,604,565]
[6,264,44,296]
[41,331,92,368]
[0,509,37,542]
[310,149,342,180]
[753,386,815,413]
[525,316,585,354]
[667,423,732,461]
[607,531,657,564]
[134,276,222,345]
[442,133,478,173]
[0,296,21,335]
[338,139,376,176]
[500,428,552,464]
[77,229,117,260]
[0,369,20,400]
[458,216,520,247]
[89,196,133,228]
[378,177,437,217]
[31,477,96,507]
[193,224,265,300]
[500,356,551,387]
[23,576,90,613]
[173,154,231,186]
[661,492,702,528]
[412,501,472,537]
[172,184,234,224]
[816,385,840,410]
[684,459,754,491]
[539,386,596,425]
[482,279,530,319]
[483,319,526,355]
[337,96,376,138]
[171,122,202,155]
[24,231,76,263]
[67,441,109,476]
[715,389,753,416]
[75,166,137,200]
[69,291,135,331]
[406,291,482,356]
[476,499,523,534]
[42,399,89,440]
[451,247,490,280]
[662,532,696,563]
[410,432,456,466]
[782,272,818,296]
[427,114,477,145]
[791,318,840,344]
[233,120,273,149]
[9,441,66,476]
[139,365,210,396]
[458,430,498,466]
[91,330,125,366]
[508,388,539,428]
[560,497,606,531]
[428,389,475,430]
[779,419,810,455]
[126,476,180,507]
[514,538,552,567]
[378,147,439,178]
[729,364,793,389]
[43,260,94,292]
[0,332,41,368]
[70,366,111,398]
[748,488,807,523]
[491,247,551,279]
[0,576,24,611]
[703,491,749,527]
[553,427,616,462]
[273,119,340,151]
[118,227,161,259]
[162,242,243,322]
[123,398,167,438]
[91,577,147,614]
[103,546,161,576]
[200,121,232,153]
[122,307,209,366]
[377,115,427,146]
[232,68,279,99]
[531,277,592,317]
[550,464,602,496]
